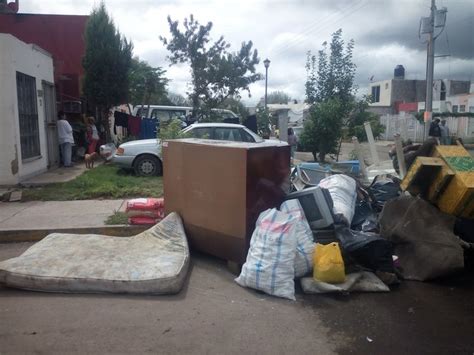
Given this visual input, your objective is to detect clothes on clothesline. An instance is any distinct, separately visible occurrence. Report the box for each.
[140,118,158,140]
[113,111,158,140]
[114,111,129,134]
[128,115,141,136]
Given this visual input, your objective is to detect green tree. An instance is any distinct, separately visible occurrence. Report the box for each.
[300,99,345,161]
[347,97,385,142]
[160,15,261,119]
[302,29,356,161]
[82,2,133,140]
[267,91,292,104]
[256,108,271,138]
[128,57,168,106]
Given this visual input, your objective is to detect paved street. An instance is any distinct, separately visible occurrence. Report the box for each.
[1,242,473,354]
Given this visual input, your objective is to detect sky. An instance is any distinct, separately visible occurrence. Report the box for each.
[21,0,474,105]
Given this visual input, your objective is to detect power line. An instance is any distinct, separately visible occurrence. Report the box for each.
[269,0,365,56]
[269,0,368,59]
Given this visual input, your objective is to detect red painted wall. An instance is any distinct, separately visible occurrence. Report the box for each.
[397,102,418,113]
[0,13,88,102]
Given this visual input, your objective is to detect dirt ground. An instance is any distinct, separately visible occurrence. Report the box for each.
[1,242,473,354]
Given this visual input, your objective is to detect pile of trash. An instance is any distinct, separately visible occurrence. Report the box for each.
[235,143,473,300]
[126,198,165,225]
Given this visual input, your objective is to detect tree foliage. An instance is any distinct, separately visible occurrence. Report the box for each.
[82,3,133,115]
[347,97,385,142]
[128,57,168,106]
[267,91,292,104]
[256,108,271,138]
[300,99,345,161]
[302,29,356,161]
[305,29,356,104]
[160,14,261,119]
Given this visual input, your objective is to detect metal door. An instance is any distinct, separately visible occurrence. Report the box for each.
[43,81,59,168]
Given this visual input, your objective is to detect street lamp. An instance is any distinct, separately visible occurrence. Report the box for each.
[263,58,270,110]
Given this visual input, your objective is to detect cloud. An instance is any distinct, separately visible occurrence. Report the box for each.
[19,0,474,105]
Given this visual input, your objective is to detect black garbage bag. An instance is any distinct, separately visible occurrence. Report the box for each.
[369,175,401,211]
[351,199,379,233]
[335,225,394,273]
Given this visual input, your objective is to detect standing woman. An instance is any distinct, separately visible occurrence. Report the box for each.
[86,116,100,154]
[57,111,74,167]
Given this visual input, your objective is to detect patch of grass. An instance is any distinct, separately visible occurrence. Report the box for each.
[104,211,129,225]
[22,165,163,201]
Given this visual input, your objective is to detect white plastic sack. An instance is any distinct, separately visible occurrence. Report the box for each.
[318,174,357,226]
[280,199,315,277]
[235,208,297,300]
[300,271,389,294]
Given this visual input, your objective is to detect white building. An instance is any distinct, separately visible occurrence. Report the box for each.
[267,102,310,127]
[0,34,56,185]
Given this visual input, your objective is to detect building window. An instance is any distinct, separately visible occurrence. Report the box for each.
[469,106,474,113]
[452,105,458,113]
[385,83,389,90]
[16,72,40,160]
[460,105,466,113]
[371,85,380,103]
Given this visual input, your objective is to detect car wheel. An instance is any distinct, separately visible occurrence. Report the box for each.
[133,155,162,176]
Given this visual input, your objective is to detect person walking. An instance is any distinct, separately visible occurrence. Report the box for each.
[440,120,450,145]
[86,116,100,154]
[428,118,441,144]
[57,111,74,167]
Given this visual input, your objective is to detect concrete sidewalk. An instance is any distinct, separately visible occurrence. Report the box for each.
[0,199,145,242]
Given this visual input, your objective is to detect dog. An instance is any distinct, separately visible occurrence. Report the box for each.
[84,152,98,169]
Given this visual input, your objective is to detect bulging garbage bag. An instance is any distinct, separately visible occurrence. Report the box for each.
[235,208,297,300]
[335,225,394,273]
[280,199,315,277]
[319,175,357,226]
[313,242,345,284]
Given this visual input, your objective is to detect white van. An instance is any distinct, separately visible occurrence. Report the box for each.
[132,105,239,124]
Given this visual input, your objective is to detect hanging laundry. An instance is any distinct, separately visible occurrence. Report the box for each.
[140,118,158,139]
[114,111,128,134]
[127,114,141,137]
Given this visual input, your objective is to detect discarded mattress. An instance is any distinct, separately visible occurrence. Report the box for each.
[0,213,190,294]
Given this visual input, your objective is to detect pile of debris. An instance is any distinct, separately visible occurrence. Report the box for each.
[234,141,473,300]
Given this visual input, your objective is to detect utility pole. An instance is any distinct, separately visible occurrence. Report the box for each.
[420,0,447,139]
[425,0,436,118]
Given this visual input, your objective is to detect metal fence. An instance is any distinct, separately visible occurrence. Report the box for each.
[379,113,474,143]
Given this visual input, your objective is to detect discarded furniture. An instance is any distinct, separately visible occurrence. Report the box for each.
[163,139,290,264]
[400,156,453,202]
[432,145,474,218]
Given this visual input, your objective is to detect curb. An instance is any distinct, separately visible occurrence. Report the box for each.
[0,225,148,243]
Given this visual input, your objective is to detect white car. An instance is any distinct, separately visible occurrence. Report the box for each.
[112,123,264,176]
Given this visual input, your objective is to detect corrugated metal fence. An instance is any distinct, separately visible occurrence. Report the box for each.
[379,113,474,143]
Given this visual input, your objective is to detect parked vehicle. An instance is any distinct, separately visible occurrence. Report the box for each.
[112,123,264,176]
[132,105,239,126]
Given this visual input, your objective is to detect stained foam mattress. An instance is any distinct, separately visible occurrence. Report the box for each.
[0,213,189,294]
